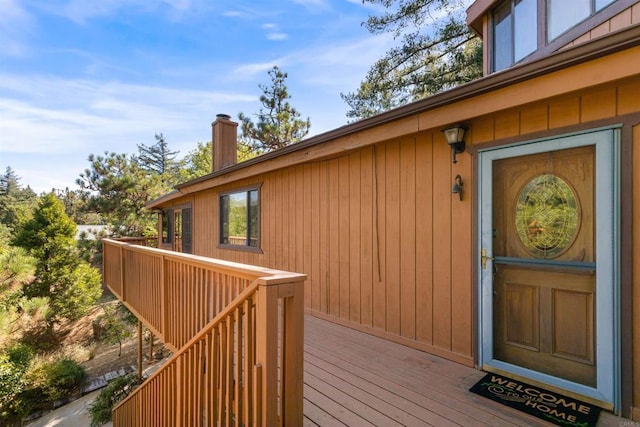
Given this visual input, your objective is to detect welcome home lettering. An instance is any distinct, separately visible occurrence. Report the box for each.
[487,375,591,423]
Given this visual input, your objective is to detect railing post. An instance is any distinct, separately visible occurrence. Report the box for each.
[281,281,304,426]
[254,282,279,426]
[254,278,305,427]
[120,245,126,302]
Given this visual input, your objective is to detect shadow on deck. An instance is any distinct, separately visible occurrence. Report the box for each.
[303,315,632,427]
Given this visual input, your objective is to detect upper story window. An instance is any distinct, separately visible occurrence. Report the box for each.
[493,0,538,72]
[219,187,260,249]
[547,0,616,40]
[491,0,619,72]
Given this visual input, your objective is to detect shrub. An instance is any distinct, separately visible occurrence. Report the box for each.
[89,374,140,426]
[20,356,87,409]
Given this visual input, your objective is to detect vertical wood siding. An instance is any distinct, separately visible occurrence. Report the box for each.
[188,132,474,365]
[178,77,638,374]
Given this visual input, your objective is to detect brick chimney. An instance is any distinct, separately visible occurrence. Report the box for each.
[212,113,238,172]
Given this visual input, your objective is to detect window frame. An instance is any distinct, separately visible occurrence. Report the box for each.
[218,184,262,253]
[489,0,631,73]
[161,208,173,244]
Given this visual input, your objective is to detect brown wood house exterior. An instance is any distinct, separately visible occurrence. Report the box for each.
[109,0,640,422]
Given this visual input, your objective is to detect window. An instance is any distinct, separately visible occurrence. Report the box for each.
[493,0,538,72]
[220,188,259,248]
[548,0,616,41]
[491,0,619,72]
[161,209,173,243]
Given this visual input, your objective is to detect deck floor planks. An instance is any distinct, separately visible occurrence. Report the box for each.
[304,315,551,427]
[304,383,376,426]
[306,351,457,426]
[305,369,404,427]
[304,398,347,426]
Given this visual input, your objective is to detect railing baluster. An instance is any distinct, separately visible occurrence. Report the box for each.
[103,239,305,427]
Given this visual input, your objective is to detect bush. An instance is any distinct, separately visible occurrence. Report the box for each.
[30,357,88,402]
[0,353,87,425]
[89,374,140,426]
[8,356,88,419]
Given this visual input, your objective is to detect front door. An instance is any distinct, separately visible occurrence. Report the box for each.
[479,129,618,409]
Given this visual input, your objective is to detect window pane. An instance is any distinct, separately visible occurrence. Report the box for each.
[493,1,513,72]
[220,195,230,244]
[249,190,259,247]
[228,193,248,245]
[514,0,537,62]
[161,209,172,243]
[596,0,615,10]
[220,188,260,248]
[548,0,590,40]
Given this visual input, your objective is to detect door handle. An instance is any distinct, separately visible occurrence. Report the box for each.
[481,249,495,270]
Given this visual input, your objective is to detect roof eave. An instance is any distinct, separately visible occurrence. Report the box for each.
[151,24,640,208]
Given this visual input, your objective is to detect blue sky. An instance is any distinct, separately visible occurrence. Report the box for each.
[0,0,401,193]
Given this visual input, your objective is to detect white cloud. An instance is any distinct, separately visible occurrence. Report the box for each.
[0,74,256,156]
[291,0,330,10]
[261,23,288,41]
[233,60,284,77]
[43,0,207,24]
[0,0,35,56]
[267,32,288,41]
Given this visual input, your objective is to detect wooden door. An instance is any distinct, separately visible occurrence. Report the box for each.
[491,145,596,386]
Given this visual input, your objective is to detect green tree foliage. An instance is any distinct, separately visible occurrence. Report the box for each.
[180,141,213,181]
[0,352,28,421]
[89,373,139,426]
[14,194,102,322]
[95,303,133,357]
[238,66,311,154]
[180,138,257,182]
[0,167,38,233]
[135,133,180,177]
[341,0,482,120]
[77,152,163,237]
[0,167,20,194]
[54,187,103,226]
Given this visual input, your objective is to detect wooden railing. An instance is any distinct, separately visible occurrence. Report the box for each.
[114,236,159,247]
[102,239,306,426]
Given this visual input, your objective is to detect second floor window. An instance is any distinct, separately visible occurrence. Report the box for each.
[493,0,537,72]
[219,187,260,248]
[547,0,616,41]
[492,0,619,72]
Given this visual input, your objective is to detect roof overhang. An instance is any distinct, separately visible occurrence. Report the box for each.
[466,0,498,37]
[147,24,640,209]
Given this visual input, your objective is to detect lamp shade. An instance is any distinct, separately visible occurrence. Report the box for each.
[443,126,465,145]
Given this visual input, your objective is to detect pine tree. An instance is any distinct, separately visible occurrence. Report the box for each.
[14,194,102,322]
[0,167,20,195]
[135,133,180,176]
[341,0,482,120]
[238,66,311,154]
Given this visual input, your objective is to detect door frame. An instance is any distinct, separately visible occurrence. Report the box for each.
[477,127,621,410]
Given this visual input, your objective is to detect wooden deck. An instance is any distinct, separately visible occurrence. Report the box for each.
[303,315,631,427]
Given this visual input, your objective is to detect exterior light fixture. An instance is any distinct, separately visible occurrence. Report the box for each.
[452,174,463,201]
[442,126,466,164]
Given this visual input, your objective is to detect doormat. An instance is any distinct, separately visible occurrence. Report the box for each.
[469,373,601,427]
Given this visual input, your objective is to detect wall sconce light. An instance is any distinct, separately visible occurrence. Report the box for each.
[452,174,463,201]
[442,126,466,164]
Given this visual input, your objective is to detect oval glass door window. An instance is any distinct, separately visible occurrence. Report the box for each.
[515,174,580,259]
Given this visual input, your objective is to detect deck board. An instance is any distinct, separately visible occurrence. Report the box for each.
[304,315,633,426]
[304,315,552,427]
